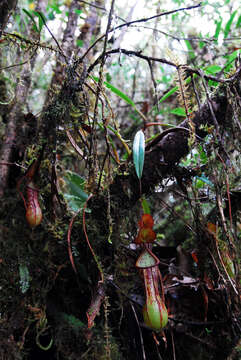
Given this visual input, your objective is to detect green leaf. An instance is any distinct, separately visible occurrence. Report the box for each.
[223,50,238,71]
[33,11,46,32]
[224,10,237,38]
[170,107,187,117]
[22,8,38,32]
[74,9,83,15]
[159,86,178,104]
[106,72,112,82]
[198,145,208,165]
[93,76,135,107]
[48,11,55,20]
[236,14,241,28]
[64,171,88,202]
[185,40,195,59]
[22,8,35,23]
[195,175,213,188]
[204,65,222,75]
[76,39,83,48]
[63,194,90,213]
[49,3,62,14]
[214,18,222,40]
[133,130,145,180]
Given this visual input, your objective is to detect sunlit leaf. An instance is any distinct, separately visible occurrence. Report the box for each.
[76,39,83,47]
[214,18,222,41]
[236,14,241,28]
[170,107,187,117]
[22,8,38,32]
[159,86,178,103]
[205,65,222,75]
[185,40,195,59]
[74,9,83,15]
[224,10,237,38]
[93,76,135,107]
[133,130,145,180]
[33,11,46,32]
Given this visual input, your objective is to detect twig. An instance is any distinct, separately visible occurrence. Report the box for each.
[80,3,202,61]
[87,48,176,73]
[170,317,228,326]
[198,69,221,139]
[185,332,217,349]
[170,329,176,360]
[67,211,81,273]
[191,73,201,111]
[0,50,36,71]
[157,197,196,236]
[147,58,159,113]
[0,162,26,170]
[130,25,214,43]
[88,48,241,84]
[75,0,126,22]
[207,217,238,295]
[82,194,104,282]
[76,0,107,11]
[130,301,146,360]
[36,11,67,61]
[66,130,84,158]
[2,31,61,54]
[89,0,116,185]
[114,3,202,31]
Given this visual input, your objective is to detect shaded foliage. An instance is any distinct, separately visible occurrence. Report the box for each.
[0,0,240,359]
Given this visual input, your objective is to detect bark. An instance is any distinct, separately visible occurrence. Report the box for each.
[0,0,17,36]
[44,0,81,105]
[0,0,47,197]
[75,0,104,61]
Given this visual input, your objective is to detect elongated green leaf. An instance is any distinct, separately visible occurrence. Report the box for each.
[214,18,222,40]
[223,50,238,72]
[236,14,241,28]
[185,40,195,59]
[105,81,135,106]
[224,10,237,38]
[133,130,145,180]
[93,76,135,107]
[33,11,46,32]
[22,8,38,32]
[22,8,35,23]
[170,107,187,117]
[159,86,178,104]
[204,65,222,75]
